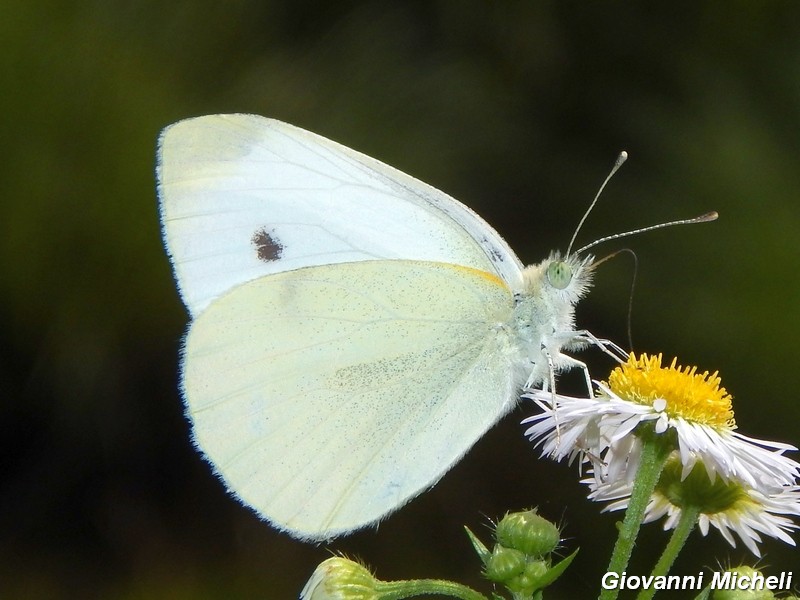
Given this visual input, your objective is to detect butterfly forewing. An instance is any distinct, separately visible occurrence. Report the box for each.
[158,114,524,317]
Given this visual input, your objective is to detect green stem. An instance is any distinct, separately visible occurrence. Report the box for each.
[598,432,672,600]
[635,505,699,600]
[378,578,488,600]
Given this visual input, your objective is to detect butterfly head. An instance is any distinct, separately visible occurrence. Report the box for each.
[526,251,594,306]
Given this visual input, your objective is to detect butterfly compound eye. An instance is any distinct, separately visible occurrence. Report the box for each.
[546,260,573,290]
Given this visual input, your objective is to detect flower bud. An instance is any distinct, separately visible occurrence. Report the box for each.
[300,557,378,600]
[711,566,775,600]
[505,559,550,594]
[495,509,560,557]
[484,545,526,583]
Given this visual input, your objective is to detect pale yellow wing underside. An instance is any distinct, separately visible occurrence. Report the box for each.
[183,260,520,540]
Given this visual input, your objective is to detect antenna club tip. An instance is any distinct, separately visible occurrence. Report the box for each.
[700,211,719,222]
[615,151,628,167]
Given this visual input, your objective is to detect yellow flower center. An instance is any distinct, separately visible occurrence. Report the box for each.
[606,353,735,429]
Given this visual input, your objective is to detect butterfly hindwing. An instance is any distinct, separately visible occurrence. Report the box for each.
[183,260,520,539]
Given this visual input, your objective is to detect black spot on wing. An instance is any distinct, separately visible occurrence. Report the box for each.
[251,227,284,262]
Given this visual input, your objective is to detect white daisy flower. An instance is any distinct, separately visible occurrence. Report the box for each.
[584,456,800,557]
[523,353,800,489]
[524,353,800,555]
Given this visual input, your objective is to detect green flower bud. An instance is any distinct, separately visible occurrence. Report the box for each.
[505,560,550,594]
[495,509,560,557]
[711,566,776,600]
[300,557,379,600]
[523,560,549,582]
[484,545,526,583]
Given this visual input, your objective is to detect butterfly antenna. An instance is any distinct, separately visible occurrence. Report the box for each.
[575,211,718,255]
[566,151,629,257]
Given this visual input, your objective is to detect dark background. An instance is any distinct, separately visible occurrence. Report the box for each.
[2,2,799,598]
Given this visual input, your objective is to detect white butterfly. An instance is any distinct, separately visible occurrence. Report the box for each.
[158,114,602,541]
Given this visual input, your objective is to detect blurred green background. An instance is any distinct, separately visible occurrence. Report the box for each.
[2,1,799,598]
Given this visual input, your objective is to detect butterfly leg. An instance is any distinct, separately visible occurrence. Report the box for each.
[557,353,594,399]
[538,345,562,445]
[541,329,603,398]
[571,330,628,363]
